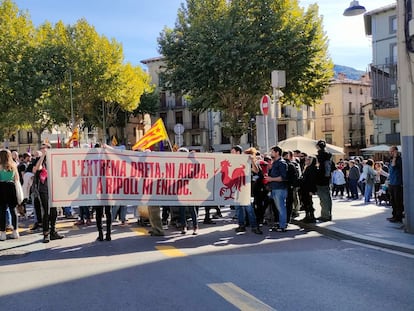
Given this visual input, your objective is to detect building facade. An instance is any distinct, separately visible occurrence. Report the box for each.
[314,73,373,157]
[364,3,400,145]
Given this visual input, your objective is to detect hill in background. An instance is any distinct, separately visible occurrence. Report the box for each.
[334,65,366,81]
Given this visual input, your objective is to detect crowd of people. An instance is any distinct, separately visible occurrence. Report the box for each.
[0,141,404,243]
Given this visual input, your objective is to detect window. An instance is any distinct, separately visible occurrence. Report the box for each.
[389,15,397,34]
[192,113,200,129]
[325,133,333,144]
[221,128,231,144]
[348,87,352,94]
[160,92,167,108]
[160,112,167,125]
[27,132,33,144]
[349,117,353,130]
[324,118,333,131]
[390,43,398,64]
[360,88,363,95]
[323,103,332,115]
[175,111,183,125]
[348,102,354,114]
[191,134,201,146]
[175,92,182,107]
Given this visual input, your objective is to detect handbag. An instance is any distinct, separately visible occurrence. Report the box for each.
[15,181,24,205]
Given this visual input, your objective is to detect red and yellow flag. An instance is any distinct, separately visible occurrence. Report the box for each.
[66,128,79,147]
[111,136,118,146]
[132,118,168,151]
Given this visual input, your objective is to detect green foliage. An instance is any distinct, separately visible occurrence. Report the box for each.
[0,1,154,144]
[158,0,333,140]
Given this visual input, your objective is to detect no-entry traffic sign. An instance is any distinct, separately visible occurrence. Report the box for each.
[260,95,270,116]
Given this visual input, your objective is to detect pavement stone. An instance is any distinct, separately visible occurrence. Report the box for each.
[292,196,414,255]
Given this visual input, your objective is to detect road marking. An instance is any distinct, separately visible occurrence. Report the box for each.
[130,227,148,236]
[155,245,187,257]
[208,282,276,311]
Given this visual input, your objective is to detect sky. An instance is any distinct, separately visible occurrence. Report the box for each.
[14,0,395,71]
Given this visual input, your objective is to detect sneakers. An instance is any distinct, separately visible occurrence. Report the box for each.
[11,230,19,239]
[252,228,263,235]
[317,217,332,222]
[50,231,64,240]
[30,223,42,231]
[235,226,246,233]
[74,220,85,225]
[388,218,402,223]
[203,219,216,225]
[0,231,6,241]
[43,234,50,243]
[85,219,92,226]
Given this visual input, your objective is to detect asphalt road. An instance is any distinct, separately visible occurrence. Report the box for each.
[1,210,413,311]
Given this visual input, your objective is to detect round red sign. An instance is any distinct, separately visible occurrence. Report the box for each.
[260,95,270,116]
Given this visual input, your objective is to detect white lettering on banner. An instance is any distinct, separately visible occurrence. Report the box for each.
[47,149,251,207]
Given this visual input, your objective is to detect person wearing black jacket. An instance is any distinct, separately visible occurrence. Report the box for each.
[315,140,333,222]
[299,156,318,223]
[34,143,64,243]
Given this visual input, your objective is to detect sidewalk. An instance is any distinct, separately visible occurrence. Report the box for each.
[292,196,414,255]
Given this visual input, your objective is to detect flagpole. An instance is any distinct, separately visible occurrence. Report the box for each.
[166,136,173,151]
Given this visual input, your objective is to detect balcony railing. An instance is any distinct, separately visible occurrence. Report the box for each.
[322,126,334,132]
[183,121,208,130]
[370,63,398,110]
[385,133,401,145]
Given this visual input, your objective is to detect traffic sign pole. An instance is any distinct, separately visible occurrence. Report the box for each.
[260,95,270,153]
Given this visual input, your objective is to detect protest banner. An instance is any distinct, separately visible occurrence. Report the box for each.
[47,149,251,207]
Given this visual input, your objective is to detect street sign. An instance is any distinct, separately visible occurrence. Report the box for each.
[173,123,184,135]
[260,95,270,116]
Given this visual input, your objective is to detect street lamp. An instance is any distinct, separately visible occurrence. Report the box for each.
[343,1,366,16]
[69,70,74,130]
[249,116,255,147]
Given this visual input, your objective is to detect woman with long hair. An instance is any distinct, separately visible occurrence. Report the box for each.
[0,149,20,241]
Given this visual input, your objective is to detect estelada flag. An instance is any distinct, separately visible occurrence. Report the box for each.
[132,118,168,151]
[66,128,79,147]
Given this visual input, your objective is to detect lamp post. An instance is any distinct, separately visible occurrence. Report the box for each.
[69,70,74,130]
[249,116,255,147]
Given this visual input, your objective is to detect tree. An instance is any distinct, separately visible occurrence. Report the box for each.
[0,5,155,147]
[158,0,333,142]
[0,0,35,139]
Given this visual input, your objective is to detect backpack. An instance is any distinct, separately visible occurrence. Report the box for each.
[286,161,299,187]
[323,159,336,177]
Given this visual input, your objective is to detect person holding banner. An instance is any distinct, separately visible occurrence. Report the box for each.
[93,143,113,241]
[34,143,64,243]
[233,146,263,235]
[177,147,198,235]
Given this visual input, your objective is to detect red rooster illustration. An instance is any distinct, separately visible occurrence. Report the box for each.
[219,160,246,200]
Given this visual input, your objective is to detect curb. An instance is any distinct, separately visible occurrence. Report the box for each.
[292,220,414,255]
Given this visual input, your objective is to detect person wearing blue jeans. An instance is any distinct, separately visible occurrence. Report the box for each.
[235,204,262,234]
[363,159,376,203]
[179,206,198,235]
[266,146,288,232]
[112,205,127,224]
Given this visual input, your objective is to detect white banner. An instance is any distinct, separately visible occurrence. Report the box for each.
[47,149,251,207]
